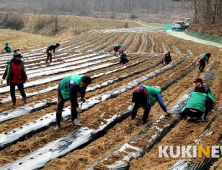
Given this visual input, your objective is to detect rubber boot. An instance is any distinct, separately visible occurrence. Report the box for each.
[55,112,62,130]
[23,97,27,104]
[11,97,16,106]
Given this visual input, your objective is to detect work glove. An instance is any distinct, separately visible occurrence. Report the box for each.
[81,98,86,103]
[26,77,30,82]
[77,106,82,112]
[74,118,81,125]
[165,111,171,115]
[0,78,4,84]
[195,62,199,66]
[163,62,166,65]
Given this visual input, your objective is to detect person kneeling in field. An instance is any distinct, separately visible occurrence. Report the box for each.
[55,74,92,130]
[131,85,171,124]
[119,50,129,64]
[193,78,215,112]
[162,51,172,64]
[180,78,209,122]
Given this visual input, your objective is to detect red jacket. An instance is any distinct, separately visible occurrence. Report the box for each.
[2,59,27,85]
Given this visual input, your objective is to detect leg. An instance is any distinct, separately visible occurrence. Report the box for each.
[55,86,65,130]
[10,82,16,105]
[49,53,52,62]
[17,83,27,104]
[199,61,205,72]
[142,107,151,123]
[131,102,140,119]
[46,50,50,63]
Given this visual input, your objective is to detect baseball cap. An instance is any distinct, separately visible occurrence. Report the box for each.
[193,78,203,83]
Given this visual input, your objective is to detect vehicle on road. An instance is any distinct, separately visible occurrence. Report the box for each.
[184,18,193,29]
[172,21,185,31]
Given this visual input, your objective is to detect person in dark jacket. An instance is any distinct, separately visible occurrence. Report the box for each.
[196,53,211,72]
[2,43,12,53]
[180,78,209,121]
[1,50,28,105]
[46,43,60,63]
[162,51,172,64]
[119,50,129,64]
[131,85,170,124]
[55,74,92,130]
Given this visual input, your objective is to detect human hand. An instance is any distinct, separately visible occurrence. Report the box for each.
[77,107,82,112]
[0,78,4,84]
[165,111,171,115]
[81,98,86,103]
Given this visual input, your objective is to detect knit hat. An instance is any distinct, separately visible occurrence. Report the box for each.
[6,43,8,45]
[193,78,203,84]
[13,50,23,58]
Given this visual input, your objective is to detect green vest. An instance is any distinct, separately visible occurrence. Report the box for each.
[5,45,12,52]
[203,83,215,102]
[182,92,207,112]
[199,53,208,62]
[60,74,83,99]
[114,44,121,48]
[140,85,161,106]
[6,59,26,81]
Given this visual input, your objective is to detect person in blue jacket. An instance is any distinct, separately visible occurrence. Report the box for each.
[131,85,170,124]
[55,74,92,130]
[46,43,60,63]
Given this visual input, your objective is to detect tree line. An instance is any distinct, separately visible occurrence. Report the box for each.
[0,0,188,20]
[172,0,222,24]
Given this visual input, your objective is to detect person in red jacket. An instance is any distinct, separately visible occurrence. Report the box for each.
[1,50,28,105]
[162,51,172,64]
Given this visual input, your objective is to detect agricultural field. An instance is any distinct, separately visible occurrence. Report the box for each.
[0,27,222,170]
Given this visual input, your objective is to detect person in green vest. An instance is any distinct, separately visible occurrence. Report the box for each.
[55,74,92,130]
[46,43,60,63]
[181,80,209,121]
[196,53,211,72]
[1,50,28,105]
[113,44,122,55]
[131,85,170,124]
[119,50,129,64]
[2,43,12,53]
[193,78,215,112]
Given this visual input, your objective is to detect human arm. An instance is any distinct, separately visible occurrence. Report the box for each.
[157,93,167,112]
[197,56,204,63]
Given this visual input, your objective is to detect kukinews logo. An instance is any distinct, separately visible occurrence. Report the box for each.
[159,145,222,158]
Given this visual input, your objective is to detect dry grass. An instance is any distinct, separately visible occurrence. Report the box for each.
[0,12,140,51]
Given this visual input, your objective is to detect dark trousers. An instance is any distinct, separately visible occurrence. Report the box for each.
[132,91,151,122]
[199,60,205,71]
[120,57,129,64]
[10,82,26,99]
[56,84,77,118]
[162,59,171,64]
[46,49,52,63]
[181,108,204,119]
[208,97,214,110]
[131,102,151,122]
